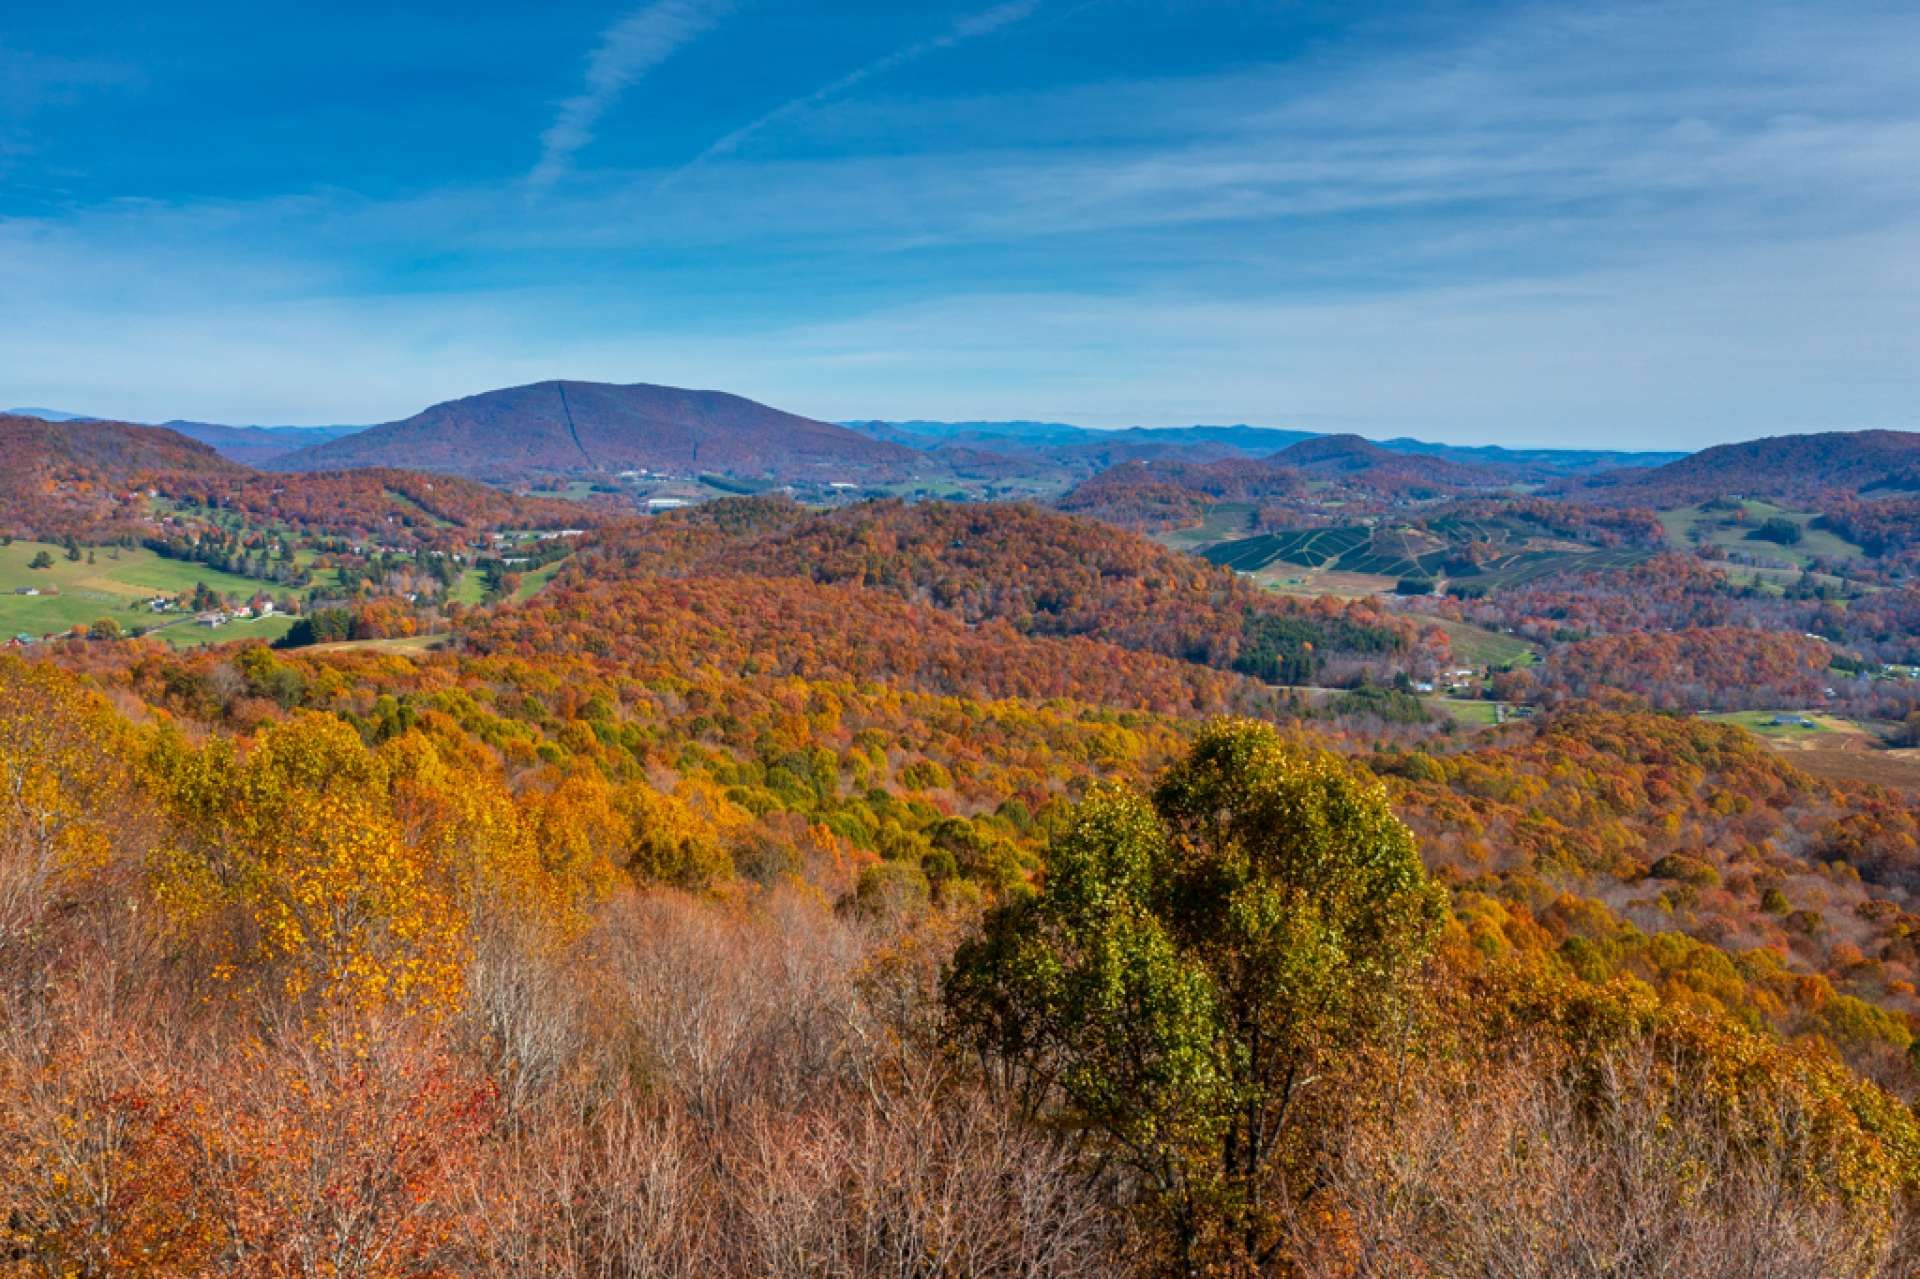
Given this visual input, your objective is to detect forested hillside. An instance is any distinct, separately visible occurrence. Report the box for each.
[7,472,1920,1276]
[19,0,1920,1266]
[0,414,246,538]
[573,497,1442,684]
[276,380,920,481]
[0,414,601,549]
[1585,430,1920,503]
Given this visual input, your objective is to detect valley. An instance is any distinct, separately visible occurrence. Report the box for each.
[9,389,1920,1275]
[14,4,1919,1270]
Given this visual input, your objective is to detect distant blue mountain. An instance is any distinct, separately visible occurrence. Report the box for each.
[7,407,362,464]
[11,400,1684,478]
[1373,436,1686,472]
[845,419,1684,474]
[7,407,99,422]
[157,420,361,465]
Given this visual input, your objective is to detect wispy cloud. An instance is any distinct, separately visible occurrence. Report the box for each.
[530,0,730,191]
[12,0,1920,443]
[666,0,1043,183]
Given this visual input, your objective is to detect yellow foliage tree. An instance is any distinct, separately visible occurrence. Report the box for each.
[151,712,465,1021]
[0,657,141,948]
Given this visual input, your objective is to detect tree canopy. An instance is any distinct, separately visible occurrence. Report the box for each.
[947,718,1444,1273]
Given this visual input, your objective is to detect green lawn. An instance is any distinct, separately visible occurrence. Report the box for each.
[448,569,489,606]
[0,534,569,647]
[0,540,288,641]
[448,555,570,607]
[152,613,298,649]
[1436,698,1504,725]
[514,557,569,600]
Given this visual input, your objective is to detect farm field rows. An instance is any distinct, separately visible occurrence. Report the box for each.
[1203,525,1442,578]
[1206,525,1652,590]
[1455,547,1652,590]
[1204,525,1369,570]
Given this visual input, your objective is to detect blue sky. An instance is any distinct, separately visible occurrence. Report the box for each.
[3,0,1917,446]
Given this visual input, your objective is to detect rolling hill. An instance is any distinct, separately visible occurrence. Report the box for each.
[1374,437,1685,473]
[5,407,98,422]
[848,419,1681,474]
[846,419,1320,461]
[7,407,360,465]
[0,413,249,540]
[276,380,920,481]
[0,413,245,485]
[578,495,1421,683]
[1264,434,1513,491]
[158,420,359,466]
[1056,457,1308,530]
[0,413,601,548]
[1053,437,1517,534]
[1582,430,1920,503]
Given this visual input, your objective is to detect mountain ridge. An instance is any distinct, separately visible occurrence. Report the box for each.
[1573,429,1920,502]
[847,417,1685,474]
[6,407,361,465]
[276,380,919,481]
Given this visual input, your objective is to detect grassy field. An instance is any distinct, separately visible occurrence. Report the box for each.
[154,614,298,649]
[448,569,490,606]
[1658,501,1864,567]
[1435,698,1504,725]
[1415,616,1538,668]
[1703,709,1861,739]
[1705,709,1920,791]
[305,632,449,655]
[1158,503,1260,552]
[1257,567,1398,598]
[0,540,290,641]
[448,555,571,607]
[514,558,568,600]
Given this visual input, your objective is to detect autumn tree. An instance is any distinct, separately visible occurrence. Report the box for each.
[148,712,468,1023]
[946,718,1444,1275]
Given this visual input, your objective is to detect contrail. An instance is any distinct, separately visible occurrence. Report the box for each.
[663,0,1044,186]
[532,0,733,191]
